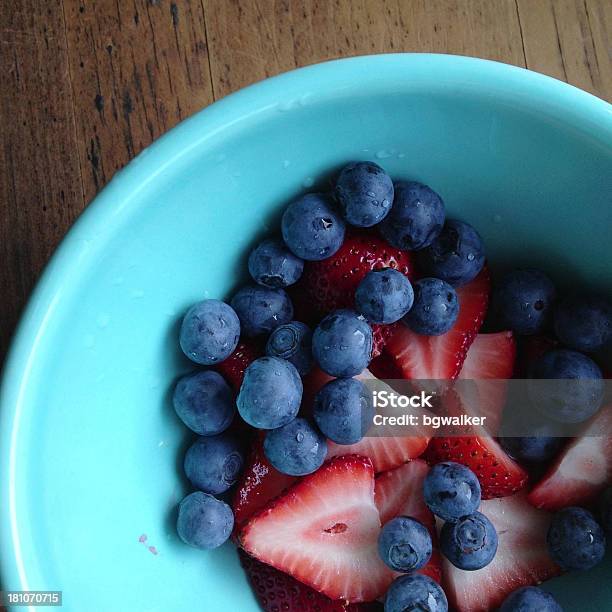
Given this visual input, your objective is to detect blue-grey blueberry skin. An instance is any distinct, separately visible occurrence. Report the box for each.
[237,356,302,429]
[266,321,313,376]
[378,516,433,572]
[313,377,374,444]
[384,574,448,612]
[499,586,563,612]
[248,238,304,288]
[334,161,394,227]
[500,431,563,465]
[492,269,557,335]
[176,491,234,550]
[179,299,240,365]
[403,277,459,335]
[355,268,414,324]
[423,461,482,522]
[379,180,446,251]
[230,284,293,337]
[547,507,606,571]
[527,349,604,424]
[183,433,244,495]
[312,309,373,377]
[417,219,485,287]
[599,487,612,536]
[281,192,346,261]
[263,417,327,476]
[554,294,612,353]
[440,511,498,570]
[173,370,235,436]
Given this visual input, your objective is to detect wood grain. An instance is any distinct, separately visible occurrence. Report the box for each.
[1,0,611,363]
[0,0,84,358]
[517,0,612,100]
[203,0,527,98]
[63,0,214,203]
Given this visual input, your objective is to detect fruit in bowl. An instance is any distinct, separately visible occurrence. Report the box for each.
[1,55,611,612]
[171,159,611,611]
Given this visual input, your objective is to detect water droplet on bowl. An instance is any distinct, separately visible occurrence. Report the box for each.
[375,149,393,159]
[282,159,291,169]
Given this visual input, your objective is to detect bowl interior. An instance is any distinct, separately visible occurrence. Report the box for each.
[2,55,612,611]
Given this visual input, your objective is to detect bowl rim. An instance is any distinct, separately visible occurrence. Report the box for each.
[1,52,611,593]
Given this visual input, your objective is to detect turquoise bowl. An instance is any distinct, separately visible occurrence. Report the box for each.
[1,54,611,611]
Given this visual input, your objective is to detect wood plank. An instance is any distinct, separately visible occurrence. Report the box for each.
[0,1,84,359]
[203,0,526,99]
[63,0,215,202]
[517,0,612,101]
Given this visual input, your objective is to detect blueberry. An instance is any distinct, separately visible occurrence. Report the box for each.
[281,192,346,261]
[230,284,293,337]
[334,161,393,227]
[355,268,414,324]
[440,511,498,570]
[384,574,448,612]
[312,309,373,377]
[423,462,481,522]
[379,181,445,251]
[547,507,606,570]
[528,349,604,423]
[499,586,563,612]
[173,370,235,436]
[599,487,612,535]
[176,491,234,550]
[263,417,327,476]
[248,238,304,288]
[418,220,485,287]
[179,299,240,365]
[266,321,313,376]
[492,269,556,335]
[378,516,432,572]
[500,432,563,465]
[403,278,459,335]
[554,294,612,352]
[237,356,302,429]
[184,433,244,495]
[313,377,374,444]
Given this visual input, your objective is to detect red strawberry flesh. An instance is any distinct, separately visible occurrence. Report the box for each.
[528,406,612,511]
[239,455,393,603]
[441,492,561,612]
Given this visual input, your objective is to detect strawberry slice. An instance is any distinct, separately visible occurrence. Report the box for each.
[425,433,528,499]
[442,492,561,612]
[303,369,430,472]
[215,337,262,391]
[374,460,442,584]
[298,229,416,319]
[238,550,382,612]
[528,406,612,511]
[232,433,298,530]
[240,455,393,603]
[373,267,490,380]
[371,321,400,359]
[457,331,517,434]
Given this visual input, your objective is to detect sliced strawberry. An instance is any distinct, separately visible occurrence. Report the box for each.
[240,455,393,603]
[238,549,382,612]
[374,267,490,380]
[457,331,516,434]
[298,229,416,318]
[424,404,528,499]
[374,460,442,584]
[327,435,429,475]
[528,406,612,511]
[442,492,561,612]
[232,433,298,530]
[371,322,400,359]
[215,337,263,391]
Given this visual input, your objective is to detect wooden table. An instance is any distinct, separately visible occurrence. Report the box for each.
[1,0,610,360]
